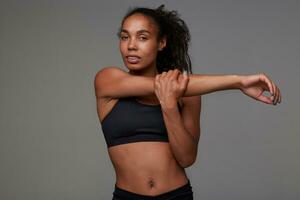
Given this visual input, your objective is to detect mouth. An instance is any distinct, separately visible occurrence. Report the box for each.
[126,56,141,64]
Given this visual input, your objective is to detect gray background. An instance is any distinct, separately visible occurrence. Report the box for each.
[0,0,299,199]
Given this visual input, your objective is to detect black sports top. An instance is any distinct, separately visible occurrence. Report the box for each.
[100,96,182,148]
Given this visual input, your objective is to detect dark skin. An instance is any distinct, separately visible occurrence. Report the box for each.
[94,13,281,196]
[95,13,201,195]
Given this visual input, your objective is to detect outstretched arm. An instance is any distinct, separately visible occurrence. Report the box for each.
[94,66,281,105]
[94,66,242,98]
[183,72,281,105]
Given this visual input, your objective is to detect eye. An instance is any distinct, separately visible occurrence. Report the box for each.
[120,36,128,40]
[139,36,148,41]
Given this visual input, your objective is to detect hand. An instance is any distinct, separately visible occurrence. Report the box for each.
[239,73,282,105]
[154,69,189,108]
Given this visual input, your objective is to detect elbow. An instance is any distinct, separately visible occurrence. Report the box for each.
[179,155,197,168]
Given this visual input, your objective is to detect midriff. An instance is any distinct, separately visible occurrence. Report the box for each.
[107,141,189,196]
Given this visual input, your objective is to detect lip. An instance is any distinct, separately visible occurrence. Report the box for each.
[126,55,141,58]
[126,55,141,64]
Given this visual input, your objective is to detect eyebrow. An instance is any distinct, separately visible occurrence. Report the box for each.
[120,29,151,35]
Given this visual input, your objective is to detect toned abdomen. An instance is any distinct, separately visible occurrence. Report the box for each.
[107,141,189,196]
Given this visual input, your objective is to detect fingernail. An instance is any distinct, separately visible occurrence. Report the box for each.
[183,70,187,76]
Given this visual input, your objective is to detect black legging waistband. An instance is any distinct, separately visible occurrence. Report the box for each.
[113,179,193,200]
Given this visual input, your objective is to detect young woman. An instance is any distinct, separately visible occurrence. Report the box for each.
[94,5,281,200]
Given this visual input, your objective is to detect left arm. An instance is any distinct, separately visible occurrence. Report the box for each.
[155,70,201,168]
[154,69,282,167]
[161,95,201,168]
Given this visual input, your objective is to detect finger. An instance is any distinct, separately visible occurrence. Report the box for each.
[155,74,162,84]
[156,74,161,80]
[272,82,279,105]
[154,75,160,90]
[257,94,273,105]
[271,81,276,103]
[275,85,280,105]
[155,74,160,82]
[180,73,189,92]
[172,69,181,81]
[166,69,174,78]
[166,69,176,82]
[261,74,274,96]
[160,72,166,84]
[278,87,282,104]
[269,81,275,103]
[161,71,167,78]
[273,85,279,105]
[269,78,275,96]
[277,85,282,104]
[177,72,183,82]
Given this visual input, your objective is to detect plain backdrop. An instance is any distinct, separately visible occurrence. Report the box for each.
[0,0,299,199]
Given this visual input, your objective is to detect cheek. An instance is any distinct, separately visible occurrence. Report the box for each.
[119,42,126,54]
[141,43,158,57]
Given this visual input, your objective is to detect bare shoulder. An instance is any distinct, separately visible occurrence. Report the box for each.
[94,67,126,122]
[94,66,128,82]
[94,66,130,98]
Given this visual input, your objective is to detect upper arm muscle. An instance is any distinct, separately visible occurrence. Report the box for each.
[94,66,155,99]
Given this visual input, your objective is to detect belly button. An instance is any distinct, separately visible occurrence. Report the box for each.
[147,178,156,189]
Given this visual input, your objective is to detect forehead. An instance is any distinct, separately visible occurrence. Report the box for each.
[121,13,158,34]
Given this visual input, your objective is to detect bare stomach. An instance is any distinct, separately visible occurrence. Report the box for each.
[107,141,189,196]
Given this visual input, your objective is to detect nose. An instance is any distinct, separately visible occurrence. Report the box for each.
[128,38,137,50]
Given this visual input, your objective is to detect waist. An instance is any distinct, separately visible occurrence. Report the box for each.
[114,179,192,198]
[109,142,189,195]
[115,173,189,196]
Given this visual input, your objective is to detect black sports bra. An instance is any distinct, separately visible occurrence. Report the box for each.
[100,96,182,148]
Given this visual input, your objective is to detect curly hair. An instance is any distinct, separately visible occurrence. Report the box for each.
[117,4,193,74]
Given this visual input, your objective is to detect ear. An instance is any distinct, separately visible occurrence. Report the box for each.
[158,35,167,51]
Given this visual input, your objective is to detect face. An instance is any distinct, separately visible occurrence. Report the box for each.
[118,13,166,76]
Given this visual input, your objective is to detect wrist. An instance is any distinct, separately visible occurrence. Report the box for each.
[161,102,179,113]
[233,75,244,90]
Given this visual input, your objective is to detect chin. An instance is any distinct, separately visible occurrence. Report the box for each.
[125,63,144,70]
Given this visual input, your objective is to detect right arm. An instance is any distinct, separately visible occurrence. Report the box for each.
[94,66,243,99]
[94,67,279,105]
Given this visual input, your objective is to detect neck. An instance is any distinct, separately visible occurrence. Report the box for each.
[128,64,159,101]
[128,64,158,77]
